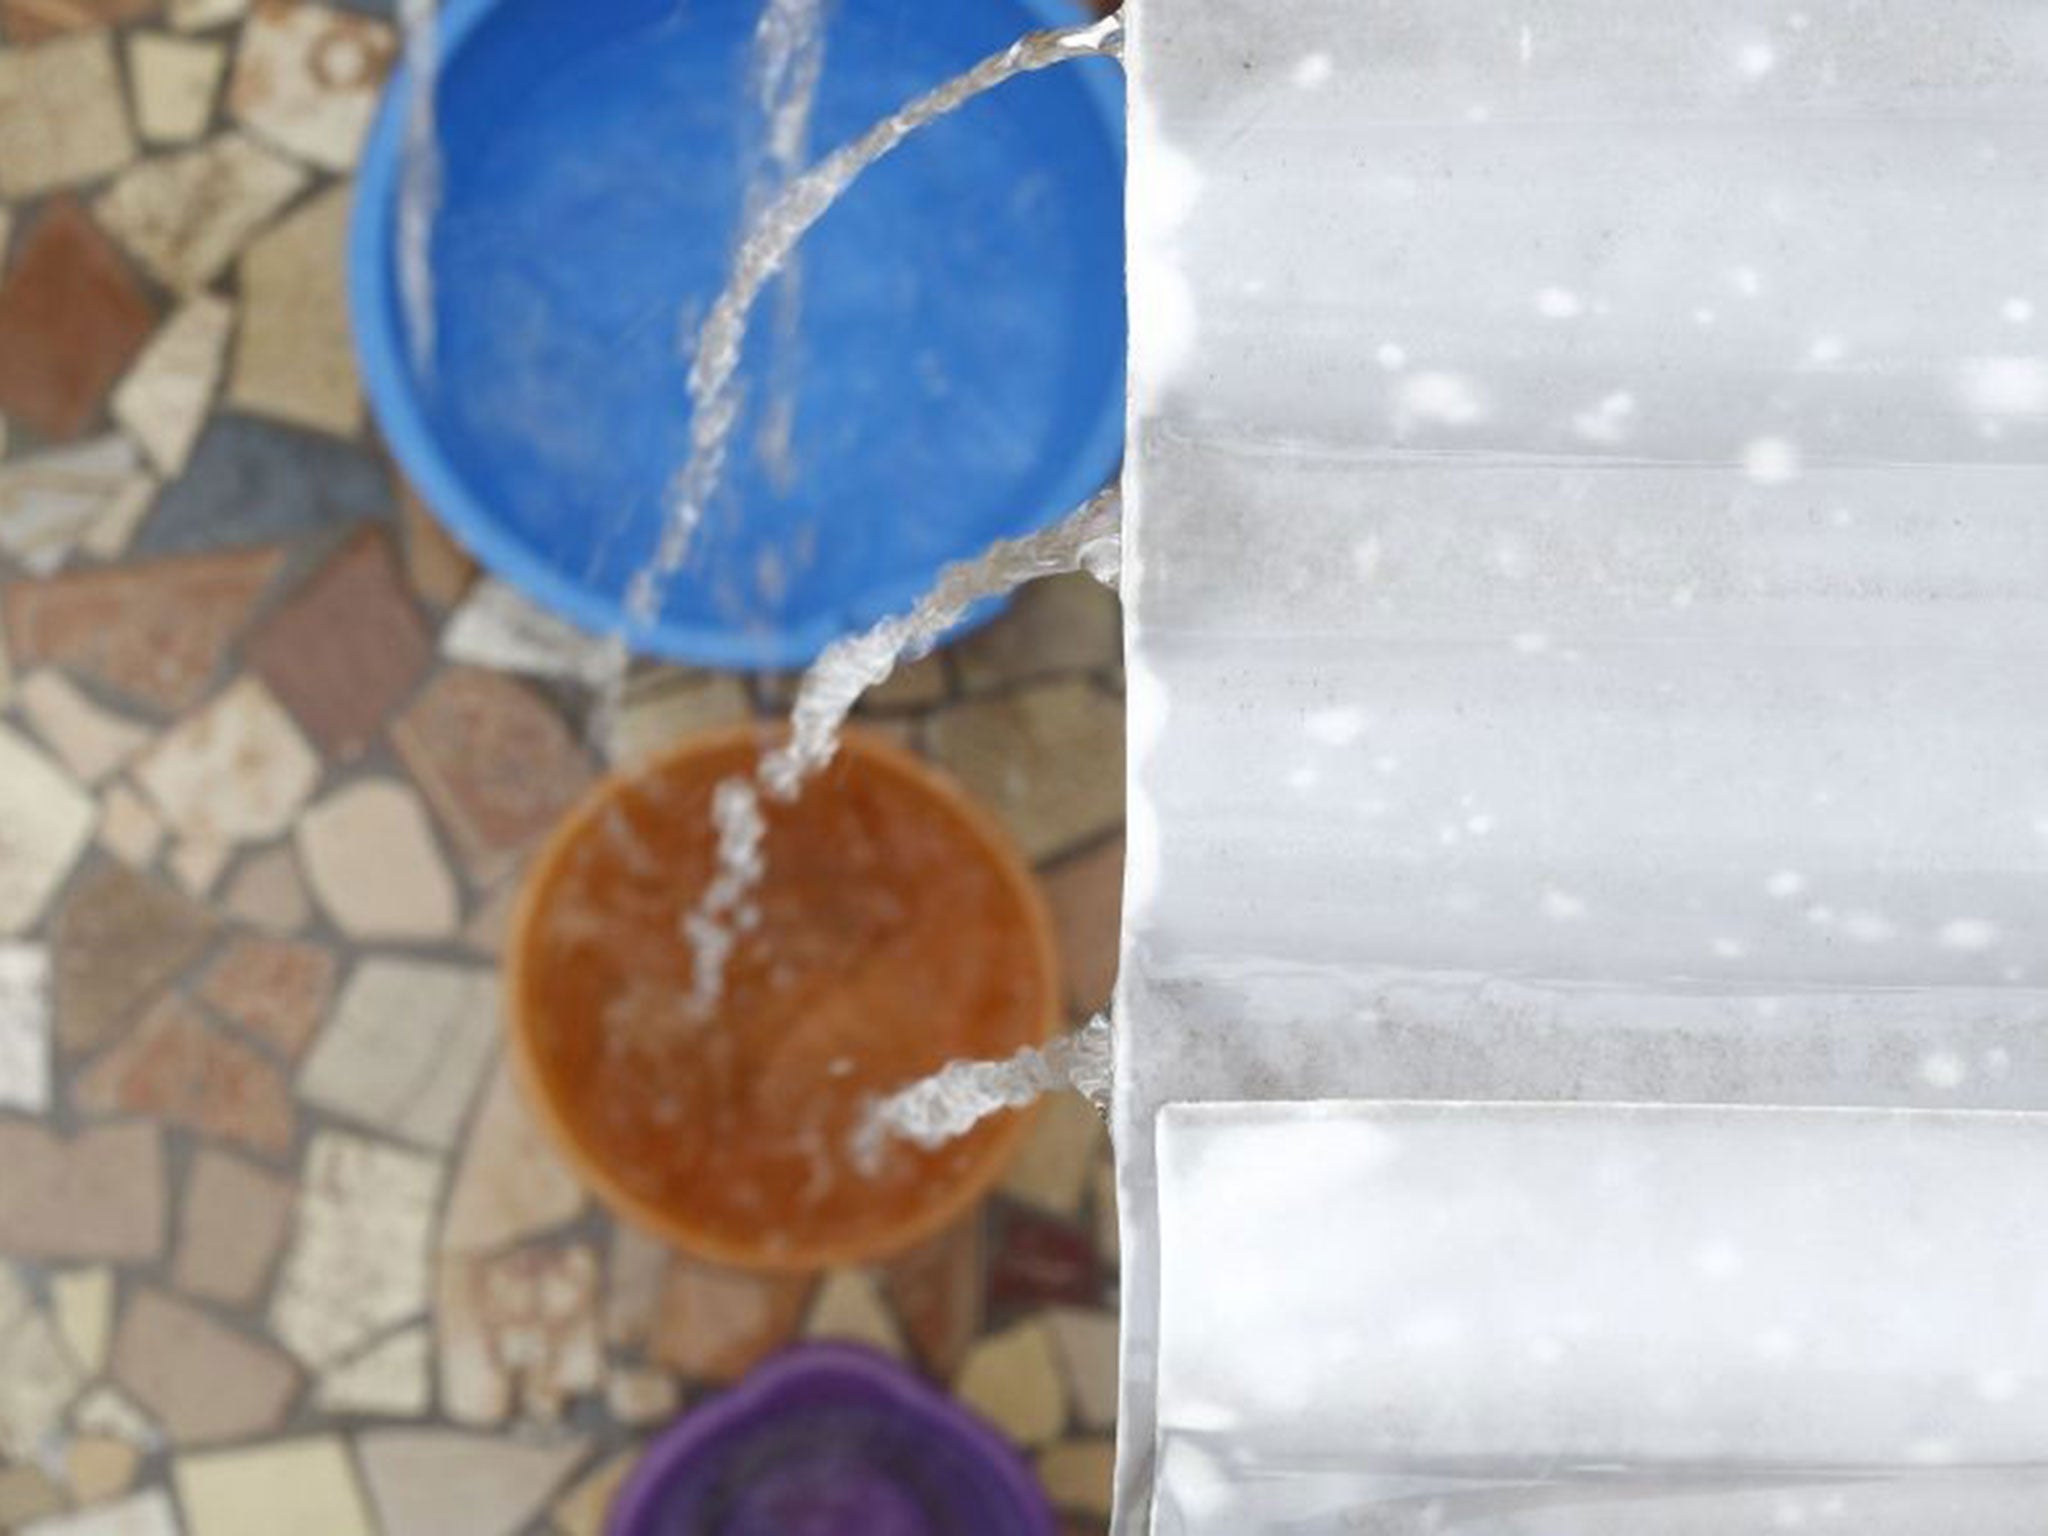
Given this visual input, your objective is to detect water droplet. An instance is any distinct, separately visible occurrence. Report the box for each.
[2003,297,2036,324]
[1938,918,1999,952]
[1394,370,1487,430]
[1291,52,1333,88]
[1305,707,1367,746]
[1920,1050,1967,1089]
[1765,869,1806,899]
[1743,437,1802,484]
[1959,356,2048,416]
[1540,888,1586,921]
[1376,342,1408,371]
[1535,286,1584,319]
[1736,42,1778,78]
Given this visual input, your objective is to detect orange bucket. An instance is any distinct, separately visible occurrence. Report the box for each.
[506,724,1058,1273]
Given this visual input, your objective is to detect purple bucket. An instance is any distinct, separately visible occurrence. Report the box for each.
[608,1343,1059,1536]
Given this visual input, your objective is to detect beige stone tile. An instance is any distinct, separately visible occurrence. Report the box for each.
[438,1245,601,1426]
[803,1268,906,1358]
[441,1059,584,1254]
[297,959,496,1150]
[228,0,394,172]
[136,676,320,847]
[396,482,476,610]
[0,437,147,578]
[550,1450,635,1536]
[862,649,951,710]
[111,294,234,476]
[1091,1153,1118,1271]
[168,0,245,28]
[20,1488,179,1536]
[0,724,95,936]
[602,1220,668,1350]
[605,665,751,766]
[95,134,308,293]
[1044,1307,1118,1432]
[1037,1439,1115,1519]
[954,572,1122,692]
[174,1437,376,1536]
[357,1428,586,1536]
[1043,835,1122,1018]
[954,1320,1065,1449]
[19,671,149,785]
[64,1435,140,1505]
[168,832,231,896]
[270,1130,442,1369]
[229,184,361,436]
[294,779,458,940]
[97,784,165,867]
[0,34,136,199]
[0,1122,164,1261]
[1001,1092,1104,1218]
[315,1324,430,1417]
[602,1365,677,1426]
[78,474,159,561]
[110,1286,299,1446]
[649,1257,812,1387]
[172,1149,293,1306]
[882,1217,982,1378]
[0,1265,87,1461]
[0,1463,68,1528]
[128,32,226,145]
[69,1384,161,1451]
[926,679,1125,860]
[51,1266,114,1374]
[0,943,50,1112]
[221,845,310,934]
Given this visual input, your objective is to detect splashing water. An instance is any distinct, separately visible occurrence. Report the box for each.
[854,1014,1114,1170]
[683,484,1122,1016]
[620,7,1126,646]
[396,0,442,378]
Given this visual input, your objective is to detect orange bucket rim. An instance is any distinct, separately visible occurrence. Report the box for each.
[504,721,1062,1275]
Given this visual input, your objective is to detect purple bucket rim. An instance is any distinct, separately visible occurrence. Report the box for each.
[606,1340,1059,1536]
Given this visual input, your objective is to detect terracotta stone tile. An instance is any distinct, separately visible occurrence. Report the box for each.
[94,133,307,293]
[97,783,166,866]
[650,1256,813,1386]
[314,1323,430,1417]
[110,293,234,476]
[173,1437,376,1536]
[0,724,96,935]
[135,676,320,847]
[297,959,495,1149]
[989,1206,1102,1314]
[440,578,613,686]
[136,414,390,556]
[0,1121,165,1261]
[19,671,150,785]
[248,530,432,758]
[0,1264,88,1461]
[926,679,1126,861]
[294,778,458,938]
[172,1148,294,1305]
[64,1434,141,1505]
[1037,1440,1115,1520]
[954,1320,1065,1449]
[112,1287,297,1446]
[0,200,155,441]
[396,481,476,610]
[0,943,50,1112]
[52,1266,114,1373]
[1,0,157,43]
[955,573,1122,693]
[882,1215,984,1378]
[127,31,226,145]
[356,1429,588,1536]
[441,1059,583,1254]
[1001,1092,1105,1218]
[0,34,136,199]
[220,845,312,935]
[228,0,394,171]
[1044,1308,1119,1432]
[437,1245,602,1425]
[72,992,295,1157]
[1042,836,1122,1019]
[391,666,595,883]
[4,546,284,715]
[0,436,150,575]
[230,183,361,435]
[198,934,334,1060]
[803,1268,907,1358]
[270,1129,442,1369]
[53,862,215,1056]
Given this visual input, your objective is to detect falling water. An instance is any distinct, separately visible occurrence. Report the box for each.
[396,0,443,377]
[682,484,1123,1017]
[854,1014,1114,1170]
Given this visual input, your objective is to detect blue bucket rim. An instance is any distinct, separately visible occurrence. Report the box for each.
[348,0,1127,670]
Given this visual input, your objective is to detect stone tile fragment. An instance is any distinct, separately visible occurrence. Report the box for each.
[74,994,296,1158]
[0,944,51,1112]
[1045,1308,1118,1431]
[228,0,395,171]
[295,780,458,939]
[989,1206,1102,1313]
[97,784,165,866]
[437,1245,602,1426]
[1037,1440,1115,1519]
[297,959,495,1149]
[173,1438,376,1536]
[0,725,97,936]
[356,1428,587,1536]
[18,1488,178,1536]
[0,437,149,575]
[649,1256,811,1386]
[51,1266,113,1374]
[883,1216,983,1378]
[0,1123,164,1261]
[396,482,475,609]
[110,1287,299,1445]
[0,0,154,43]
[440,1059,583,1253]
[955,572,1122,692]
[549,1451,633,1536]
[52,863,214,1056]
[1000,1092,1104,1218]
[803,1268,906,1357]
[135,676,319,846]
[94,134,306,293]
[605,666,751,766]
[19,671,150,785]
[63,1435,140,1505]
[198,934,334,1060]
[110,294,234,476]
[954,1320,1065,1449]
[926,679,1125,860]
[440,579,614,687]
[229,184,361,435]
[1043,836,1122,1019]
[603,1366,677,1426]
[0,1264,87,1461]
[0,35,136,199]
[220,845,310,935]
[127,32,226,145]
[138,414,390,556]
[172,1149,294,1305]
[314,1325,429,1417]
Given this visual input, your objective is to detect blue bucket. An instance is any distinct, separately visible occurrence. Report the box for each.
[349,0,1125,669]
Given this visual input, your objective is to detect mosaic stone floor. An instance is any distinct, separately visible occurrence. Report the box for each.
[0,3,1127,1530]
